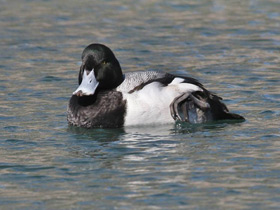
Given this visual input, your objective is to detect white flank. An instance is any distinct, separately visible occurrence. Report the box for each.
[169,77,184,85]
[123,80,202,126]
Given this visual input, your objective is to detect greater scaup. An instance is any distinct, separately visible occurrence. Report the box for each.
[67,43,244,128]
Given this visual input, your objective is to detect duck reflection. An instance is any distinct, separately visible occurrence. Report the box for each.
[67,120,237,142]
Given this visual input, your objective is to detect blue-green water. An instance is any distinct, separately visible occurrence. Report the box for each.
[1,0,280,209]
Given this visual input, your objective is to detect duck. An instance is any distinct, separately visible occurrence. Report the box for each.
[67,43,244,128]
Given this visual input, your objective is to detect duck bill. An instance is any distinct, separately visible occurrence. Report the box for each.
[73,70,99,96]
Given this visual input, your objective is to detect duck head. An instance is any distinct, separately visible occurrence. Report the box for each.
[73,43,124,97]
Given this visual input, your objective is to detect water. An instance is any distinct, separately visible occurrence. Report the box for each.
[1,0,280,209]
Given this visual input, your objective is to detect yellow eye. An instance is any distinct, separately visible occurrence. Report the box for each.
[102,61,107,65]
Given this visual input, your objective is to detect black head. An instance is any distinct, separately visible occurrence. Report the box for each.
[78,43,124,91]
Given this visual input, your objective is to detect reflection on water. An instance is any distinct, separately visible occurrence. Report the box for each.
[1,0,280,209]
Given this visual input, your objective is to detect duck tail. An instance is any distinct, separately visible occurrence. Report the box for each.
[207,93,245,122]
[222,112,245,121]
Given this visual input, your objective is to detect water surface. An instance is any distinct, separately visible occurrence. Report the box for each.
[1,0,280,209]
